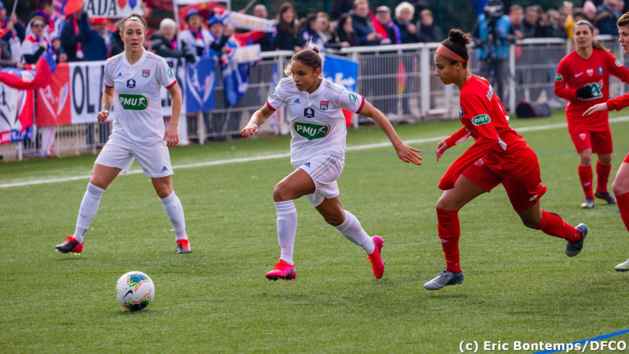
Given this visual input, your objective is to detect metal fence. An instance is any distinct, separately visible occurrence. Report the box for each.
[0,35,624,161]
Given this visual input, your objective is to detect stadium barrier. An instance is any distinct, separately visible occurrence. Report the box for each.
[0,35,623,161]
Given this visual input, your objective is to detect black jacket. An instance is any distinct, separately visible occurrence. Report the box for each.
[150,33,196,63]
[273,25,304,51]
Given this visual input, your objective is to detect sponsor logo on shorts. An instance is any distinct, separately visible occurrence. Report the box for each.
[579,133,586,140]
[304,107,315,118]
[555,73,563,81]
[304,162,311,167]
[579,80,604,100]
[161,166,169,172]
[293,122,330,140]
[126,79,136,88]
[119,94,149,110]
[348,93,358,103]
[472,114,491,126]
[529,194,538,202]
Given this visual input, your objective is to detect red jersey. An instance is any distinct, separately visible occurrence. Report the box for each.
[439,75,529,190]
[555,49,629,131]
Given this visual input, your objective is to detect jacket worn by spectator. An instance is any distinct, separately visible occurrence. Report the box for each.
[60,14,82,61]
[21,33,51,64]
[596,4,619,35]
[352,12,377,46]
[61,13,108,62]
[394,17,419,43]
[179,27,213,57]
[416,22,442,43]
[336,27,358,47]
[473,13,511,60]
[151,33,196,62]
[272,25,304,51]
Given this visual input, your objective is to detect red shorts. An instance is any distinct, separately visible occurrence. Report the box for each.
[462,149,547,213]
[569,126,613,154]
[624,153,629,164]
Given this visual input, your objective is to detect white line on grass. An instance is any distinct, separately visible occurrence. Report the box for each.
[2,116,629,189]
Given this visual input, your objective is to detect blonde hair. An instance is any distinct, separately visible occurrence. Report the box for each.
[119,13,147,34]
[395,2,415,18]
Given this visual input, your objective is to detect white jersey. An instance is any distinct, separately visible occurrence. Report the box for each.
[266,77,365,166]
[104,49,177,145]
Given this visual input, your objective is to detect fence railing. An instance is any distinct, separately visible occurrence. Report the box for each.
[0,35,624,161]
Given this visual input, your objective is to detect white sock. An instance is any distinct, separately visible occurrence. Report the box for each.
[335,210,375,254]
[159,191,187,241]
[275,201,297,265]
[74,182,105,243]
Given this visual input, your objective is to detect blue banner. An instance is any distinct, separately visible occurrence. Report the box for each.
[323,55,359,92]
[185,56,216,113]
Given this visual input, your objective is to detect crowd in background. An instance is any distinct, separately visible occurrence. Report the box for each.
[1,0,628,70]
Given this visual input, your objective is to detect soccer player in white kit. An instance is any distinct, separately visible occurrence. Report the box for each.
[241,46,422,280]
[55,14,191,254]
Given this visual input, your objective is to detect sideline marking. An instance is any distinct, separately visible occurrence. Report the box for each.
[535,328,629,353]
[2,116,629,189]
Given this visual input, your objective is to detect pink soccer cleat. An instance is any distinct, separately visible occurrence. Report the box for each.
[55,235,83,254]
[265,259,296,281]
[366,236,384,279]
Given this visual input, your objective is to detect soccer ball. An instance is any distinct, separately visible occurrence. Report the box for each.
[115,271,155,311]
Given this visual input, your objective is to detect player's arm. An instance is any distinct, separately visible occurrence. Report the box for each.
[241,104,274,137]
[164,83,182,148]
[553,62,579,101]
[97,86,115,124]
[584,92,629,115]
[359,100,422,165]
[436,127,470,162]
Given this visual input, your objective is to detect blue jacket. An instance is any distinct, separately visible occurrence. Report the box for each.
[474,13,511,60]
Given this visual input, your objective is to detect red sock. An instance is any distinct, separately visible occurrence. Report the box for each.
[617,192,629,233]
[534,211,580,242]
[437,208,461,274]
[578,165,594,199]
[596,161,612,194]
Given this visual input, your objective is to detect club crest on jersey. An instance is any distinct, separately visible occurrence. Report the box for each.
[459,107,464,118]
[304,107,315,118]
[142,69,150,78]
[587,69,594,77]
[127,79,136,89]
[555,73,563,82]
[472,114,491,126]
[580,80,604,100]
[320,100,329,110]
[597,66,604,75]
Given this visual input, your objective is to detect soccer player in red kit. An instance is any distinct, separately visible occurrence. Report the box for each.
[554,20,629,209]
[584,12,629,271]
[424,29,588,290]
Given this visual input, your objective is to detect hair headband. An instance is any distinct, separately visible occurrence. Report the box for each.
[436,44,468,64]
[121,16,145,30]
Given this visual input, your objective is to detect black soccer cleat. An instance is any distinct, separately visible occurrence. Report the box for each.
[55,236,83,254]
[595,190,617,205]
[565,224,588,257]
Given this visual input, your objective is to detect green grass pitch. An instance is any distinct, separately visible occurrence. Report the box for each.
[2,111,629,352]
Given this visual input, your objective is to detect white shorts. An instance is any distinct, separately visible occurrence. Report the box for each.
[95,135,173,178]
[297,154,344,207]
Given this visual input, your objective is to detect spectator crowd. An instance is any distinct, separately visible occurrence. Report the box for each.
[0,0,627,70]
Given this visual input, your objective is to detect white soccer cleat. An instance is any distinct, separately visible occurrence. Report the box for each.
[615,259,629,272]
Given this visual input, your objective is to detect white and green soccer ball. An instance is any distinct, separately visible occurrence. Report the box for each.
[115,271,155,311]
